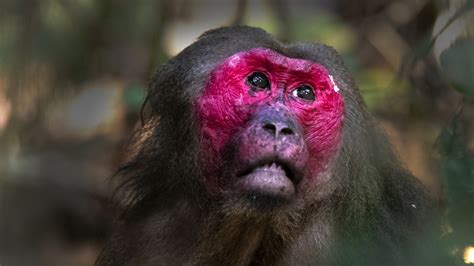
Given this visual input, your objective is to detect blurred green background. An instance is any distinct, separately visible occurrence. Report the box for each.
[0,0,473,265]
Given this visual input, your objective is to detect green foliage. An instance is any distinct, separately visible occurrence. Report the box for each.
[124,84,146,111]
[437,116,474,265]
[440,38,474,98]
[433,3,474,264]
[290,13,356,53]
[357,68,410,110]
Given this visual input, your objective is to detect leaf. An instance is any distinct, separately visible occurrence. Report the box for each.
[450,0,474,25]
[439,38,474,97]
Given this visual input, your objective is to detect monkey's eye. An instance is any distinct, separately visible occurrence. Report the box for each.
[291,85,316,101]
[247,72,270,89]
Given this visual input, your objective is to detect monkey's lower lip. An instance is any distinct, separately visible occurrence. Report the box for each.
[236,162,297,200]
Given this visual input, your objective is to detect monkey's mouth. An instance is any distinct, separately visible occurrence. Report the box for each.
[235,160,301,200]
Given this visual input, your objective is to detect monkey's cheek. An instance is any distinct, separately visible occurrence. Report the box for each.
[235,164,295,200]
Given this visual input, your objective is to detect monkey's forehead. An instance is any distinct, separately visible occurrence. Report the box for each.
[226,48,313,70]
[223,48,340,93]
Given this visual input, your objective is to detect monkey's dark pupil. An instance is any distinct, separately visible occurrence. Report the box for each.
[295,85,315,101]
[248,72,269,89]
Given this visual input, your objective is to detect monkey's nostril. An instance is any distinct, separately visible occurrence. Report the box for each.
[262,122,295,137]
[263,123,277,134]
[280,127,294,135]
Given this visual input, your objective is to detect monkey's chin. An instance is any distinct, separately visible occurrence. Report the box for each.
[235,162,296,201]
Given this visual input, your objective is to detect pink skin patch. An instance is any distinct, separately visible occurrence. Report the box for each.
[195,48,344,193]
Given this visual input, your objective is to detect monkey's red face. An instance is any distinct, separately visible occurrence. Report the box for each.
[196,48,344,201]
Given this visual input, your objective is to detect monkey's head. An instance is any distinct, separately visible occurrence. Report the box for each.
[196,47,343,202]
[139,26,372,213]
[101,26,432,266]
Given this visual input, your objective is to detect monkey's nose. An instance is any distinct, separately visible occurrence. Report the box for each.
[262,122,295,138]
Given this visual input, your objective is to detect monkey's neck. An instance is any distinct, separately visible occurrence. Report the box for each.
[192,213,283,265]
[130,197,331,265]
[187,196,330,266]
